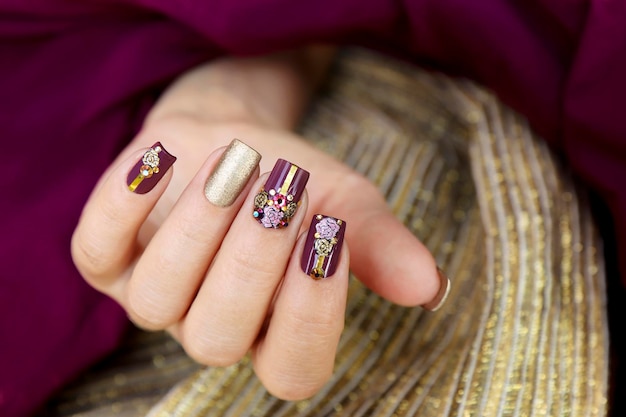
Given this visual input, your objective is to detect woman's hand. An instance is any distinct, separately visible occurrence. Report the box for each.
[72,134,350,399]
[71,49,445,400]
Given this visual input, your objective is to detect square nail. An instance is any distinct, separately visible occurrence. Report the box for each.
[204,139,261,207]
[127,142,176,194]
[252,159,309,229]
[301,214,346,279]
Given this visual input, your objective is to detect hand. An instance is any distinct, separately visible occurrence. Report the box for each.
[71,51,444,400]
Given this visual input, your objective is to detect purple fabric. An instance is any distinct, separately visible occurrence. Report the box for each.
[1,0,625,415]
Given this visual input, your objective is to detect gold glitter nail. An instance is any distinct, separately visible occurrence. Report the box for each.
[204,139,261,207]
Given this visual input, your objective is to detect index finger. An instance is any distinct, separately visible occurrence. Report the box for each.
[71,142,176,292]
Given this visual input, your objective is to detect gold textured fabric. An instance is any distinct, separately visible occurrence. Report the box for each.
[45,49,609,417]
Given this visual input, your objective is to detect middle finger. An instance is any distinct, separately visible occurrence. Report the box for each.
[182,158,310,366]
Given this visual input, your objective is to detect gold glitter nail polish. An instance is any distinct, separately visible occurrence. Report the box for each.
[204,139,261,207]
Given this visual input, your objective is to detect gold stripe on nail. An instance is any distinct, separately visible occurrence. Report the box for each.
[279,165,299,196]
[128,174,145,192]
[310,255,326,279]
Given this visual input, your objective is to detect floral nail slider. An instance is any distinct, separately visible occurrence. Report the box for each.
[301,214,346,279]
[253,159,309,229]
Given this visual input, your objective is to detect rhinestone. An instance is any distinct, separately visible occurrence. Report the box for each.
[310,268,325,280]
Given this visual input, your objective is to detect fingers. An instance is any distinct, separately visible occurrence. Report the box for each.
[319,174,441,307]
[125,140,261,329]
[71,142,176,293]
[263,135,445,308]
[253,215,348,400]
[180,159,311,366]
[348,204,440,307]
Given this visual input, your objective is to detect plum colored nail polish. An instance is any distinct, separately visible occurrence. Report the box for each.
[126,142,176,194]
[301,214,346,279]
[252,159,309,229]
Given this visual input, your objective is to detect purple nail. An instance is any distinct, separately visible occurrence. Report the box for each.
[126,142,176,194]
[301,214,346,279]
[252,159,310,229]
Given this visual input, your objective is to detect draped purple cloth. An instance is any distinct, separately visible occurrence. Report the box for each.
[1,1,625,415]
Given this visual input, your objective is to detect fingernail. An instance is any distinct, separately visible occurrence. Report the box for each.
[422,267,451,311]
[127,142,176,194]
[301,214,346,279]
[204,139,261,207]
[252,159,309,229]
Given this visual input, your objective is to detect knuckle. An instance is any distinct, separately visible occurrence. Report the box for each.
[260,368,329,401]
[126,288,176,331]
[182,324,247,367]
[227,247,282,291]
[70,230,112,286]
[287,305,343,339]
[97,194,133,231]
[170,213,213,248]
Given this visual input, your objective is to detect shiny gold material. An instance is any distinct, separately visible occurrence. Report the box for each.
[308,255,327,280]
[127,174,145,192]
[422,267,451,311]
[279,164,299,195]
[254,191,269,208]
[311,255,326,279]
[48,50,609,417]
[310,267,325,280]
[204,139,261,207]
[283,201,298,217]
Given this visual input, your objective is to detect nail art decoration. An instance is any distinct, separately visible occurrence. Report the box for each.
[253,159,309,229]
[127,142,176,194]
[204,139,261,207]
[301,214,346,279]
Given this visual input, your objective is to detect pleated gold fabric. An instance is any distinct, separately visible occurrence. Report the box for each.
[46,49,609,417]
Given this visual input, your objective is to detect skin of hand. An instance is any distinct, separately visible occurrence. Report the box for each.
[71,48,441,400]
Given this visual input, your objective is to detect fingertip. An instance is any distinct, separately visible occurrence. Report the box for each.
[299,214,347,280]
[202,139,261,207]
[348,211,440,307]
[125,142,176,195]
[251,158,310,230]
